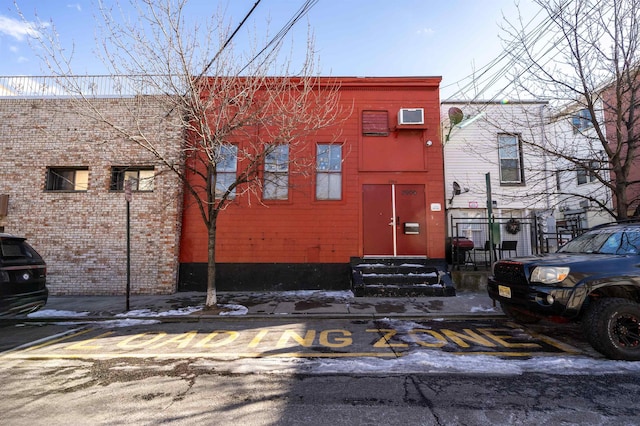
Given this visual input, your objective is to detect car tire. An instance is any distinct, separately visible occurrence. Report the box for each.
[500,303,541,324]
[583,298,640,360]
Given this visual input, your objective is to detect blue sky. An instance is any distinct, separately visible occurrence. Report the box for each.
[0,0,542,99]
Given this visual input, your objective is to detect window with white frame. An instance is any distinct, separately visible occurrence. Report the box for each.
[498,134,524,184]
[215,144,238,199]
[316,144,342,200]
[577,160,598,185]
[46,167,89,191]
[263,144,289,200]
[110,167,155,191]
[572,109,593,133]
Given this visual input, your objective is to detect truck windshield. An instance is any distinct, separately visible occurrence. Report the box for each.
[558,229,640,255]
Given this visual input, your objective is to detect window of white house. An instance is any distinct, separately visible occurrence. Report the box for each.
[577,161,598,185]
[498,134,524,184]
[46,167,89,191]
[215,144,238,199]
[572,109,593,133]
[110,167,155,191]
[263,144,289,200]
[316,144,342,200]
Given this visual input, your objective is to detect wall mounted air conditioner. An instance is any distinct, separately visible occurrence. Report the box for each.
[398,108,424,125]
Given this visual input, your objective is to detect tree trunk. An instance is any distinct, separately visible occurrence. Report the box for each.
[615,180,630,220]
[205,219,217,307]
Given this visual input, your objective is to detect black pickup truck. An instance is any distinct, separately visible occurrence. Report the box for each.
[487,222,640,360]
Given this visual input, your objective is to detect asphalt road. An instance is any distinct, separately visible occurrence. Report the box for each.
[1,317,636,425]
[0,316,585,360]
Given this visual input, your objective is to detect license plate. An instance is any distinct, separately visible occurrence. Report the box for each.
[498,285,512,298]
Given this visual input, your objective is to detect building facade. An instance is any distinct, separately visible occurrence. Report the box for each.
[179,77,446,291]
[443,101,554,260]
[0,96,183,295]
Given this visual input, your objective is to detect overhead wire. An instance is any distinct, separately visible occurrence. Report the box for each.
[444,0,613,109]
[196,0,262,79]
[443,4,554,102]
[238,0,319,74]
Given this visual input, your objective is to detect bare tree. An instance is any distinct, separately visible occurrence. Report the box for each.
[499,0,640,219]
[21,0,344,307]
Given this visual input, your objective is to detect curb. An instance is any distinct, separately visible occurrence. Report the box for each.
[2,312,506,324]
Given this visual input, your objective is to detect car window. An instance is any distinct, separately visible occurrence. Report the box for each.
[0,239,38,259]
[559,228,640,255]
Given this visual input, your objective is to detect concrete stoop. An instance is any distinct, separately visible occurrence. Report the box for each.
[350,257,456,297]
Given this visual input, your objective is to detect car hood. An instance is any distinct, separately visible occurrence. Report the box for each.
[500,253,628,267]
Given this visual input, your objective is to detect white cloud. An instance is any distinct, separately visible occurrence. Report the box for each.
[67,3,82,12]
[0,15,42,41]
[417,27,435,36]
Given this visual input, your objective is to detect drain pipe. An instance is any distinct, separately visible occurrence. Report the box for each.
[539,104,551,210]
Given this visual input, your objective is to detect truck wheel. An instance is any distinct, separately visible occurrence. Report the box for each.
[500,303,541,324]
[583,298,640,360]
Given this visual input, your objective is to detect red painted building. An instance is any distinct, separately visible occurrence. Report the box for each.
[601,82,640,217]
[178,77,446,291]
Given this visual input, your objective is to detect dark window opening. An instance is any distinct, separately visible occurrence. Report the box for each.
[46,167,89,191]
[110,167,155,191]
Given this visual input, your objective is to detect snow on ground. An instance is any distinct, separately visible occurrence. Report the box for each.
[308,351,640,375]
[28,309,90,318]
[198,350,640,376]
[219,304,249,316]
[115,306,203,317]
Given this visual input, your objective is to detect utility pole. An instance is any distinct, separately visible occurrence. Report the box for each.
[125,179,132,311]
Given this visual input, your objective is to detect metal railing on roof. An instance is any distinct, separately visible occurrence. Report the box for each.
[0,75,186,98]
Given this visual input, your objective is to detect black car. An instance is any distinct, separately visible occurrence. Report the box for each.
[487,222,640,360]
[0,234,48,316]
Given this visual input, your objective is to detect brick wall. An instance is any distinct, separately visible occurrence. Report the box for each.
[0,97,183,295]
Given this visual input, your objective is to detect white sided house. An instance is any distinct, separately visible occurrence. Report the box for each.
[442,100,554,264]
[547,100,613,236]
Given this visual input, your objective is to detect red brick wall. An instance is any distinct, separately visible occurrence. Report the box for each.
[602,84,640,215]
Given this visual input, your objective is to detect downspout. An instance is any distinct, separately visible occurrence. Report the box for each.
[539,104,551,210]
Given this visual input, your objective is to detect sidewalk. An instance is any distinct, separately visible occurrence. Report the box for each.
[30,290,501,320]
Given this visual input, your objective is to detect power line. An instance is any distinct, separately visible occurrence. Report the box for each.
[239,0,319,74]
[196,0,262,81]
[443,4,553,101]
[444,0,614,108]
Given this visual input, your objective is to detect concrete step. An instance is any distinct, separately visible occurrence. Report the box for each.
[350,257,455,297]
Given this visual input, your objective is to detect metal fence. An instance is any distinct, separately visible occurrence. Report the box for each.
[0,75,185,98]
[449,215,539,270]
[449,214,592,270]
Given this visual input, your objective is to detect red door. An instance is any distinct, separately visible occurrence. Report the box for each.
[363,184,427,256]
